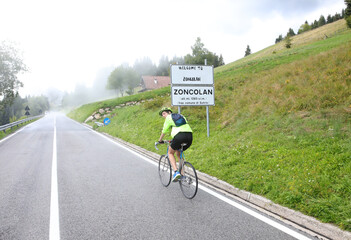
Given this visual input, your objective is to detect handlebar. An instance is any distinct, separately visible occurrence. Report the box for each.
[154,140,171,150]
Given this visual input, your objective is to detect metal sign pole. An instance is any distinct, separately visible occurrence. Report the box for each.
[206,106,210,137]
[204,59,210,137]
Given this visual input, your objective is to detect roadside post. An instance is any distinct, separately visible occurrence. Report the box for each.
[170,64,215,137]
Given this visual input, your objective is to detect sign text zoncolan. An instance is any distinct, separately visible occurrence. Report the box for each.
[173,88,213,95]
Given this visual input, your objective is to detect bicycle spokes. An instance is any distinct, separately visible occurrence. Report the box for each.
[158,155,172,187]
[179,161,198,199]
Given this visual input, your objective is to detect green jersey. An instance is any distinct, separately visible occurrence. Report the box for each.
[162,114,192,138]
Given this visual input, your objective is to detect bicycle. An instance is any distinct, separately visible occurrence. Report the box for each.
[154,140,198,199]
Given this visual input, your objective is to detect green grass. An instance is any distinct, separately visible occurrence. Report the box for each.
[67,87,170,122]
[68,20,351,231]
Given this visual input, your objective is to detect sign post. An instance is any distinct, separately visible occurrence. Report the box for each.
[171,64,214,137]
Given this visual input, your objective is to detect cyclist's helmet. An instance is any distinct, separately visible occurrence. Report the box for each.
[159,107,172,116]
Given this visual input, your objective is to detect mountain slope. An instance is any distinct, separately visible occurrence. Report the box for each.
[68,19,351,231]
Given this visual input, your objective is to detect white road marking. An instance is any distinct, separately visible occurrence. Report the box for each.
[77,121,311,240]
[49,116,60,240]
[199,186,311,240]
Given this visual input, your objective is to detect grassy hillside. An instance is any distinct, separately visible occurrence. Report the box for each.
[68,20,351,231]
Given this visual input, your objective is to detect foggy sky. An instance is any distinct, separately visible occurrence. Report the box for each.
[0,0,345,96]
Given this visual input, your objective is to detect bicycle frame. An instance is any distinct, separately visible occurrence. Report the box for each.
[155,140,198,199]
[158,141,186,171]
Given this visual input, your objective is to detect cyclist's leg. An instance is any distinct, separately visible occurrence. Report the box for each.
[169,147,182,182]
[175,150,183,174]
[171,133,188,176]
[170,134,182,171]
[175,150,181,161]
[168,147,178,171]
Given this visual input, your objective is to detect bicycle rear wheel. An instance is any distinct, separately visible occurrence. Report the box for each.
[179,161,198,199]
[158,155,172,187]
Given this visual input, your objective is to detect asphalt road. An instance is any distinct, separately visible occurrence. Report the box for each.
[0,113,317,240]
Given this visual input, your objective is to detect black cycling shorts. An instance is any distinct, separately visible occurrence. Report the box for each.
[171,132,193,151]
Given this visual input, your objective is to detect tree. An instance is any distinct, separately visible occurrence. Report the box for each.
[347,15,351,28]
[298,21,311,34]
[133,57,157,76]
[27,95,50,116]
[107,66,126,96]
[191,37,205,57]
[334,13,342,21]
[0,41,27,111]
[285,35,292,49]
[124,67,139,95]
[169,56,185,65]
[0,95,23,124]
[345,0,351,28]
[184,37,224,67]
[106,65,139,96]
[244,45,251,57]
[345,0,351,16]
[218,54,225,66]
[0,94,50,125]
[156,55,170,76]
[275,34,283,43]
[184,37,206,65]
[311,20,319,29]
[318,15,326,27]
[287,28,295,37]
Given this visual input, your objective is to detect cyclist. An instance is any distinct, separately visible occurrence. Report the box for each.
[158,107,193,182]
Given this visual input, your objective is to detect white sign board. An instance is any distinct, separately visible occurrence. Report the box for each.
[171,86,215,106]
[171,65,214,85]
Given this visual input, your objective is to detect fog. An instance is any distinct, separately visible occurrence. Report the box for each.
[1,0,345,108]
[45,66,116,109]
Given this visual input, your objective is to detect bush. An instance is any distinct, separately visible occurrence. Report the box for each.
[285,36,292,49]
[346,16,351,28]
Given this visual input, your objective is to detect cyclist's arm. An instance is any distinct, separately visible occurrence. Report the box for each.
[158,133,166,142]
[159,115,173,142]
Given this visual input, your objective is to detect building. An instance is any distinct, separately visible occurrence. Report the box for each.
[139,76,171,92]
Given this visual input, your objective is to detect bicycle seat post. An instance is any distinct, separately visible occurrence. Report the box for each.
[178,143,187,173]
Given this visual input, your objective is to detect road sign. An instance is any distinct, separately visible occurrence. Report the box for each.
[171,65,214,85]
[171,63,215,137]
[103,118,111,125]
[171,86,215,106]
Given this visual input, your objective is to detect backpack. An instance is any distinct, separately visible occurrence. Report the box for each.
[171,113,187,127]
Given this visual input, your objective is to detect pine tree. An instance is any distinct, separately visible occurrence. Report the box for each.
[345,0,351,28]
[287,28,295,37]
[285,35,292,49]
[275,34,283,43]
[318,15,326,27]
[244,45,251,57]
[345,0,351,16]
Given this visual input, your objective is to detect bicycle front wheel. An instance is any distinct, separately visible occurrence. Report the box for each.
[179,161,198,199]
[158,155,172,187]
